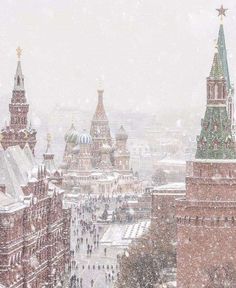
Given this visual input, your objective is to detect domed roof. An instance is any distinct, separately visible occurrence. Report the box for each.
[64,123,79,145]
[116,125,128,140]
[79,130,92,145]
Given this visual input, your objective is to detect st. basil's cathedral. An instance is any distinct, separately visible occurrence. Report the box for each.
[61,85,141,198]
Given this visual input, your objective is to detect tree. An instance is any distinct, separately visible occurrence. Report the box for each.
[205,264,236,288]
[116,227,176,288]
[152,169,167,186]
[101,208,108,220]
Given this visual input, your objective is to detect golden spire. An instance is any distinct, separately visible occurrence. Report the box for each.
[16,46,22,60]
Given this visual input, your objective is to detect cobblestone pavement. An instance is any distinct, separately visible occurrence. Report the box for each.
[70,196,126,288]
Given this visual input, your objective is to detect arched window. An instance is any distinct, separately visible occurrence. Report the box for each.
[215,84,218,99]
[17,76,20,86]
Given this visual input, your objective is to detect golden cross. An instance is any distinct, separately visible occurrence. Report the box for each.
[16,46,22,60]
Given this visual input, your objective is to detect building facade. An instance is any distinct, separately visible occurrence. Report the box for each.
[176,9,236,287]
[0,51,70,288]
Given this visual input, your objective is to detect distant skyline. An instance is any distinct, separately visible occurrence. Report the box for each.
[0,1,235,122]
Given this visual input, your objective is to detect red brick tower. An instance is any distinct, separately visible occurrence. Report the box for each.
[176,6,236,287]
[1,47,37,154]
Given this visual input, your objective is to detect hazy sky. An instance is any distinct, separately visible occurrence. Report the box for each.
[0,0,236,118]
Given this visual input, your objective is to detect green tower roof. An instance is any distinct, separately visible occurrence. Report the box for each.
[217,24,231,90]
[195,49,236,159]
[210,50,224,79]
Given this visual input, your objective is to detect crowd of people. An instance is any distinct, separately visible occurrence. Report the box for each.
[69,195,123,287]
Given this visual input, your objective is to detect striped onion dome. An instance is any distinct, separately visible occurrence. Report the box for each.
[78,130,92,145]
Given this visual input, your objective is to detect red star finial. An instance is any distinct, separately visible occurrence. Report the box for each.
[216,5,228,21]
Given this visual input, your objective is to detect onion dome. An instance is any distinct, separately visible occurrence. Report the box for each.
[64,123,79,145]
[116,125,128,140]
[101,143,112,154]
[78,129,92,145]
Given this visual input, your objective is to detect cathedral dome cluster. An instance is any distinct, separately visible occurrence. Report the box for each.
[62,88,131,174]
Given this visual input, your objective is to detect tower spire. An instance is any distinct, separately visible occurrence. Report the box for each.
[92,81,108,121]
[14,46,24,91]
[215,5,235,133]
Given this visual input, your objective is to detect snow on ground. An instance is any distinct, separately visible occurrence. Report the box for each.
[100,220,150,247]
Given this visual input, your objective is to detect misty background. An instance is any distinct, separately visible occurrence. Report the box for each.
[0,0,235,165]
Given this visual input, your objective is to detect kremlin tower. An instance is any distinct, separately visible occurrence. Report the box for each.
[0,47,37,155]
[176,6,236,287]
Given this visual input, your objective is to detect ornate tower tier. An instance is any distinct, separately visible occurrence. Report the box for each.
[0,48,37,154]
[196,47,235,159]
[217,17,235,133]
[114,125,130,172]
[90,88,112,167]
[176,7,236,287]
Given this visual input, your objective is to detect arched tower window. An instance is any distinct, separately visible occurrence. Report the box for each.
[214,84,218,99]
[17,76,20,86]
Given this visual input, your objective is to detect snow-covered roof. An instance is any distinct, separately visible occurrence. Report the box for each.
[158,159,186,165]
[194,158,236,163]
[153,182,186,192]
[0,191,25,213]
[0,145,35,201]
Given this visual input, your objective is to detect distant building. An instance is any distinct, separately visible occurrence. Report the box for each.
[153,158,186,183]
[151,183,185,244]
[0,50,70,288]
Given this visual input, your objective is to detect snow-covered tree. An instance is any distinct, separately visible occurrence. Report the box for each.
[116,228,176,288]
